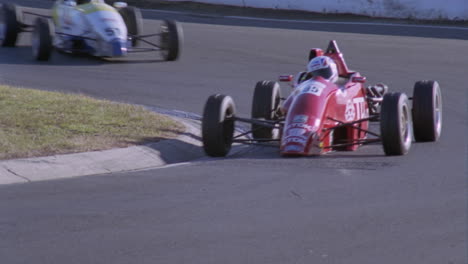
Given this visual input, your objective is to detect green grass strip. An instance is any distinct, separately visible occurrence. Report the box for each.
[0,85,183,160]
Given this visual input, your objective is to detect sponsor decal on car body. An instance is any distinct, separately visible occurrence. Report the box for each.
[301,81,326,96]
[345,97,368,121]
[287,128,306,137]
[293,115,308,123]
[284,136,307,145]
[287,123,314,131]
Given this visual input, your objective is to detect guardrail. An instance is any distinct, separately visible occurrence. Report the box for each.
[170,0,468,20]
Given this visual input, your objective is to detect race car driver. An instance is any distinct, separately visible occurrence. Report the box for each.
[297,56,339,84]
[281,56,339,114]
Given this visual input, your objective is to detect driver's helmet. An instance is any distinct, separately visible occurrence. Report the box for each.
[307,56,338,83]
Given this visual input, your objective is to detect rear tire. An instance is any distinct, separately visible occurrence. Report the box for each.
[32,17,53,61]
[0,3,21,47]
[118,6,142,47]
[380,92,412,156]
[412,80,442,142]
[251,81,282,140]
[202,94,236,157]
[160,20,183,61]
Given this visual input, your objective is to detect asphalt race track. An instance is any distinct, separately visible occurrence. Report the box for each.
[0,1,466,263]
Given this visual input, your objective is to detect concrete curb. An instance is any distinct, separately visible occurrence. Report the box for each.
[0,116,205,185]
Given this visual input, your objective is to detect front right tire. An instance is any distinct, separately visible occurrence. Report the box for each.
[251,81,282,140]
[160,20,183,61]
[118,6,143,47]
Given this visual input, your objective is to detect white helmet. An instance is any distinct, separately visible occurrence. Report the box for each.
[307,56,338,83]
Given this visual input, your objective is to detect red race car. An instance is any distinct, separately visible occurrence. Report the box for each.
[201,40,442,157]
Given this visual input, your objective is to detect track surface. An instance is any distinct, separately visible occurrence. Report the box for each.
[0,1,466,263]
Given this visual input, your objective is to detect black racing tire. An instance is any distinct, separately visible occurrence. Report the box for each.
[160,20,183,61]
[412,80,442,142]
[202,94,236,157]
[32,17,53,61]
[380,92,412,156]
[0,3,21,47]
[118,6,142,47]
[251,81,282,140]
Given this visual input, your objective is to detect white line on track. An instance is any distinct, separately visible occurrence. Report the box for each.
[144,8,468,31]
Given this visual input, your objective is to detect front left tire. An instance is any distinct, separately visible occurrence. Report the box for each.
[380,92,412,156]
[202,94,236,157]
[0,3,21,47]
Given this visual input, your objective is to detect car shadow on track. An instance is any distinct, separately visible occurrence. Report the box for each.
[232,146,388,160]
[0,47,103,66]
[193,141,389,164]
[0,47,169,66]
[197,145,396,171]
[103,58,169,64]
[141,134,206,165]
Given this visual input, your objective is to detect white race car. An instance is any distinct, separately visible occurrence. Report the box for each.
[0,0,183,61]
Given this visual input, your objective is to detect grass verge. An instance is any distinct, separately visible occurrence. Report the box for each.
[0,85,184,160]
